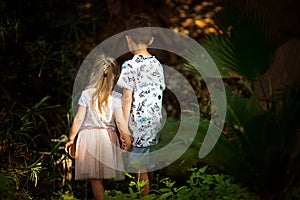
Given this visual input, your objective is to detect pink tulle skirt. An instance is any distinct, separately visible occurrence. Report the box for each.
[74,128,125,181]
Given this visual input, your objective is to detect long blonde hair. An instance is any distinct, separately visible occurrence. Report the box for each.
[87,56,120,114]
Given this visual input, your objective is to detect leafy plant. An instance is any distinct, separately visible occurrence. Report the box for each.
[194,1,300,199]
[200,85,300,199]
[0,9,23,48]
[104,166,259,200]
[0,173,32,200]
[203,0,275,82]
[201,0,275,104]
[186,166,259,200]
[0,96,65,198]
[105,172,152,200]
[0,1,107,198]
[51,191,78,200]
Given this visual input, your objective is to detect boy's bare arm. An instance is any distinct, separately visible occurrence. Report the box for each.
[122,88,133,124]
[115,107,132,151]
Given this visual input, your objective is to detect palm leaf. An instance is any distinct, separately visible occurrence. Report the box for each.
[203,1,275,80]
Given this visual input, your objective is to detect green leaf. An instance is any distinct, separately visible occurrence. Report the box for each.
[158,192,173,200]
[202,1,275,80]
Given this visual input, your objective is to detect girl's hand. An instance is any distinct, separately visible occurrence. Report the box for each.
[64,140,74,153]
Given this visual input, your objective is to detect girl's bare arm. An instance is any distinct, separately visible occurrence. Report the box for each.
[65,106,86,153]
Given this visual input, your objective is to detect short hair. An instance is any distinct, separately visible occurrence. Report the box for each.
[126,14,152,45]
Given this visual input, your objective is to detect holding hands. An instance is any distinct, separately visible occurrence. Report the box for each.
[121,133,133,151]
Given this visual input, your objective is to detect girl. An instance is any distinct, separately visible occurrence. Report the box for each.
[65,56,132,200]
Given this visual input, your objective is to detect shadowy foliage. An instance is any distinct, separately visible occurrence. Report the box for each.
[0,0,299,199]
[198,1,300,199]
[0,0,107,198]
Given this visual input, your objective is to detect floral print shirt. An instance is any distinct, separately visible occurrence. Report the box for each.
[117,55,165,147]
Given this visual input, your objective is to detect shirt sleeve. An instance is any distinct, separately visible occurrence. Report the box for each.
[117,61,135,91]
[160,65,166,91]
[78,90,88,107]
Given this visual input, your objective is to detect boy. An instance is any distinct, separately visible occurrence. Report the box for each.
[117,14,165,196]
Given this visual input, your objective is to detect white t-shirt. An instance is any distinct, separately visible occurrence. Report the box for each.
[78,88,122,131]
[117,55,165,147]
